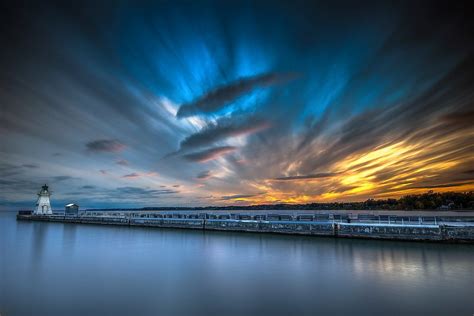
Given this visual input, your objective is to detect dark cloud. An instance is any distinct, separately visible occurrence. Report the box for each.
[0,163,40,177]
[411,182,474,189]
[86,139,125,153]
[116,159,129,166]
[63,186,180,203]
[0,178,43,193]
[21,163,39,169]
[51,176,73,182]
[122,173,140,179]
[273,173,340,181]
[438,110,474,127]
[221,193,263,200]
[81,185,96,189]
[183,146,236,163]
[0,163,19,177]
[115,187,178,196]
[176,73,297,118]
[197,170,212,180]
[179,115,270,151]
[57,186,180,207]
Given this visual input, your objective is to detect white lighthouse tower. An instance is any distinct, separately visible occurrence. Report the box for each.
[34,184,52,215]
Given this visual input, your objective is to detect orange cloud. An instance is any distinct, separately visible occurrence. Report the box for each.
[216,135,474,205]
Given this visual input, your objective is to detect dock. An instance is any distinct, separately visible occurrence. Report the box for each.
[16,211,474,243]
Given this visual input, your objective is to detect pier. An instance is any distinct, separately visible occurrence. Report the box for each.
[16,211,474,243]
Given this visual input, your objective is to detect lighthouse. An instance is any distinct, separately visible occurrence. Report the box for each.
[34,184,52,215]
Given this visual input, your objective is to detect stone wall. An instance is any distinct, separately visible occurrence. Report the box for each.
[337,223,443,241]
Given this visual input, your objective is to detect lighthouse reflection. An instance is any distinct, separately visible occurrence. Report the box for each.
[30,222,48,269]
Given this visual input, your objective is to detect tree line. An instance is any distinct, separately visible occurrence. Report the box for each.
[137,191,474,211]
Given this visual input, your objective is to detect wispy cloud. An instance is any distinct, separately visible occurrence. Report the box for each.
[122,173,140,179]
[273,173,340,181]
[183,146,237,163]
[21,164,39,169]
[220,193,264,201]
[116,159,129,166]
[176,73,297,118]
[179,115,270,151]
[197,170,213,180]
[86,140,125,153]
[115,187,178,196]
[51,176,74,182]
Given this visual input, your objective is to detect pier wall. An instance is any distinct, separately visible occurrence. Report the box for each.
[16,214,474,243]
[336,223,443,241]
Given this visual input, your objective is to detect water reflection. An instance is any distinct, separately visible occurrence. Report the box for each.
[61,223,77,256]
[1,212,473,316]
[30,222,47,270]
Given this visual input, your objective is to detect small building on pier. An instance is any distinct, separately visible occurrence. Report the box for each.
[65,203,79,216]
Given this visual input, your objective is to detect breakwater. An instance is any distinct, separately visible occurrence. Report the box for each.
[16,213,474,243]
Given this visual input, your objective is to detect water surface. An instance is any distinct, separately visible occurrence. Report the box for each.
[1,211,473,315]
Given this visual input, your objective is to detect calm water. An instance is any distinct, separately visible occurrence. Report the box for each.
[1,212,473,316]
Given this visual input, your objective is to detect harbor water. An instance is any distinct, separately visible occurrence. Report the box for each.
[1,211,474,316]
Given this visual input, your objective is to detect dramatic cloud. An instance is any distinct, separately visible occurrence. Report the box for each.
[273,173,340,181]
[86,140,125,153]
[197,170,213,180]
[1,1,473,209]
[176,73,297,118]
[183,146,237,163]
[179,116,270,151]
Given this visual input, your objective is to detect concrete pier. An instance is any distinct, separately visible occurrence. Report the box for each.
[16,212,474,243]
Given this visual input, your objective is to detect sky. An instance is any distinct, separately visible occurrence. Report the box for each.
[1,0,473,210]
